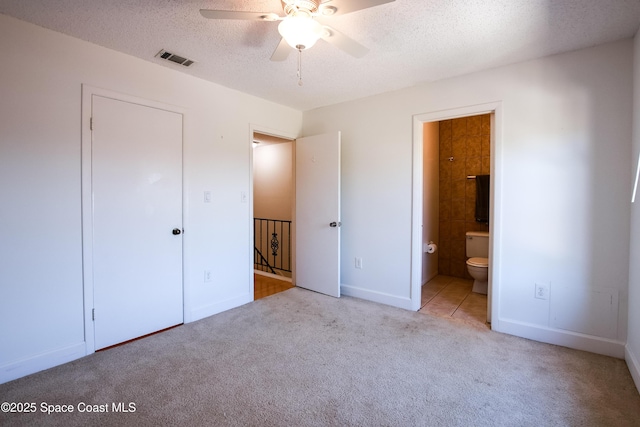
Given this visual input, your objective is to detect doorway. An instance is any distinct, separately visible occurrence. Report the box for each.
[252,131,295,300]
[411,102,502,328]
[250,128,342,300]
[420,116,491,327]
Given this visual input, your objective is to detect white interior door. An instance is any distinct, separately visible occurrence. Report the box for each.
[91,95,183,350]
[295,132,341,297]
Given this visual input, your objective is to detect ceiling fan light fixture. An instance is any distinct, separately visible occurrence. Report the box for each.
[281,0,320,15]
[278,14,322,50]
[320,6,337,16]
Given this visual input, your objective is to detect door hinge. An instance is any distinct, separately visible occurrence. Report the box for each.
[92,308,95,321]
[90,117,93,131]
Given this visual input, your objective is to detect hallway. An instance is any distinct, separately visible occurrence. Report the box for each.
[254,273,293,300]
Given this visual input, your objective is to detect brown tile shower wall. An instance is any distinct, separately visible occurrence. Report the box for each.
[438,115,490,278]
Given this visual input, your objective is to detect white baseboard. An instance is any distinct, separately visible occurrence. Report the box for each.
[625,345,640,393]
[341,284,413,310]
[0,342,86,385]
[496,318,625,359]
[188,293,253,323]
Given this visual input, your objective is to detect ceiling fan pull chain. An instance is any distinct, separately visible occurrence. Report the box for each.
[297,46,303,86]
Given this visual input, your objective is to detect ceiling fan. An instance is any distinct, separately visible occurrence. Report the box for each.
[200,0,395,62]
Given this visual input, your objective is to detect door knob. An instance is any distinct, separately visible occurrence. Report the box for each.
[329,222,341,228]
[172,228,182,235]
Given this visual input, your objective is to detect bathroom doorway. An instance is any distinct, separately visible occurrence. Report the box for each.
[411,102,502,329]
[420,116,490,328]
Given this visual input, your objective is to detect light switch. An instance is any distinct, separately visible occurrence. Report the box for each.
[204,191,212,203]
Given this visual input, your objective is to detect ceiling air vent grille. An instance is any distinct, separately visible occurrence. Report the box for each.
[155,49,195,67]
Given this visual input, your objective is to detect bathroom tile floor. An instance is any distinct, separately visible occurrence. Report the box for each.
[419,275,489,329]
[254,273,294,300]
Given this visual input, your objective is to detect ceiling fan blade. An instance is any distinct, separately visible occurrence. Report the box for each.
[199,9,280,21]
[270,38,291,62]
[320,0,395,16]
[320,26,369,58]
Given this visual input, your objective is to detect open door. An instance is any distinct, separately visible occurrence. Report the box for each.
[295,132,341,297]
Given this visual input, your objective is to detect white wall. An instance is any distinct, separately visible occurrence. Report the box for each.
[303,39,633,357]
[627,29,640,390]
[253,142,293,221]
[422,122,439,284]
[0,14,302,383]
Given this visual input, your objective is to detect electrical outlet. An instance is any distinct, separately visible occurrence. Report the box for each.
[204,270,212,283]
[355,257,363,269]
[535,283,549,300]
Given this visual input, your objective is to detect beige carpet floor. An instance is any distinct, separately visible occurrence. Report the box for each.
[1,287,639,426]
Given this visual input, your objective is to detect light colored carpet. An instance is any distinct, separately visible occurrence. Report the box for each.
[1,287,639,426]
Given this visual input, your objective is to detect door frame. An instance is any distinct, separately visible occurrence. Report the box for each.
[411,102,502,329]
[248,124,298,294]
[81,85,186,354]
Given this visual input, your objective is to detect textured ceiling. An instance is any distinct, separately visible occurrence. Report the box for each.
[1,0,639,111]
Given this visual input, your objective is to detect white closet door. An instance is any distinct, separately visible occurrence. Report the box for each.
[91,95,183,350]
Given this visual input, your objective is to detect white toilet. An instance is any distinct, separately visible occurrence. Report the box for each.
[466,231,489,294]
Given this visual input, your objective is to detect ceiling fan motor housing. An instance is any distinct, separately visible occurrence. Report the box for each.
[281,0,320,16]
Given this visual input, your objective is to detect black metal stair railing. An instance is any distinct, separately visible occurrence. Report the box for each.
[254,217,292,274]
[254,247,276,274]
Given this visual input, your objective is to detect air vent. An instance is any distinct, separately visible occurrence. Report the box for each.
[155,49,196,67]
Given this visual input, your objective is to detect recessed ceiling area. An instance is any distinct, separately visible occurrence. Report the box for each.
[0,0,638,111]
